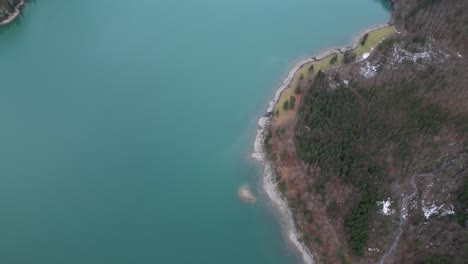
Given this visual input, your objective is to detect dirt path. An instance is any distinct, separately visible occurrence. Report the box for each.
[378,173,434,264]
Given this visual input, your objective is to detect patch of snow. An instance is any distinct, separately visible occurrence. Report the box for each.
[390,44,434,67]
[377,198,395,215]
[343,80,349,85]
[441,204,455,216]
[360,62,379,78]
[368,247,380,252]
[422,201,440,218]
[456,52,463,58]
[362,52,370,60]
[422,201,455,219]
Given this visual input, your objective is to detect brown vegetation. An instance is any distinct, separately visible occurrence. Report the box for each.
[266,0,468,263]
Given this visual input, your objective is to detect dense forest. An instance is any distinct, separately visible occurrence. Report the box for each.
[296,43,463,253]
[268,0,468,262]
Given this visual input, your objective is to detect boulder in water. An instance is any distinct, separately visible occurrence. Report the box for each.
[238,185,256,203]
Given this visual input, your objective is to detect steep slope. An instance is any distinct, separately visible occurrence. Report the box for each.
[265,0,467,263]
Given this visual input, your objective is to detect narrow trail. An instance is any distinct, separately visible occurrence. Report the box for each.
[378,173,434,264]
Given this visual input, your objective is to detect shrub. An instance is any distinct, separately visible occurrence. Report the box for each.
[360,33,369,46]
[278,181,286,192]
[279,127,286,137]
[330,54,338,64]
[289,96,296,109]
[283,100,289,110]
[304,211,314,223]
[328,200,338,211]
[315,237,323,245]
[337,248,351,264]
[295,85,302,94]
[314,70,326,85]
[377,36,396,54]
[280,150,287,160]
[343,50,356,64]
[412,34,426,44]
[334,72,341,82]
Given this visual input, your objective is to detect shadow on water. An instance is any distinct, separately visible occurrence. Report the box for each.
[373,0,393,12]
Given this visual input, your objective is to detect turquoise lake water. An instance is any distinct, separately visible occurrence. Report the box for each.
[0,1,389,263]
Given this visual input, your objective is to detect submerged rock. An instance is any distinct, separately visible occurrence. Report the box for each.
[238,185,256,203]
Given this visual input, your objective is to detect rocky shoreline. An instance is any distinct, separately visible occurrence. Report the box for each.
[252,116,315,264]
[0,0,25,26]
[252,23,391,264]
[264,23,390,116]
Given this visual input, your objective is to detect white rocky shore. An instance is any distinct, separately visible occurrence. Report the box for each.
[252,23,392,264]
[0,0,25,26]
[252,115,315,264]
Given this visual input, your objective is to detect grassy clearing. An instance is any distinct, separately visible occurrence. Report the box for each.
[273,26,396,123]
[275,62,313,124]
[354,26,396,57]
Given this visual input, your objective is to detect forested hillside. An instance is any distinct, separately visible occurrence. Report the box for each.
[267,0,467,263]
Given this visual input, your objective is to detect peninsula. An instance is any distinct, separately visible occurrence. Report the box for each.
[256,0,467,263]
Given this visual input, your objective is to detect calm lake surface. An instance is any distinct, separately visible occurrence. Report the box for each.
[0,1,389,263]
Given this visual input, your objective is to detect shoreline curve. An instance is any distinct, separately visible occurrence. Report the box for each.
[251,22,391,264]
[0,0,25,26]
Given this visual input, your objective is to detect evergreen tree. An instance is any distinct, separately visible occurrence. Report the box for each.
[289,96,296,109]
[283,100,289,110]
